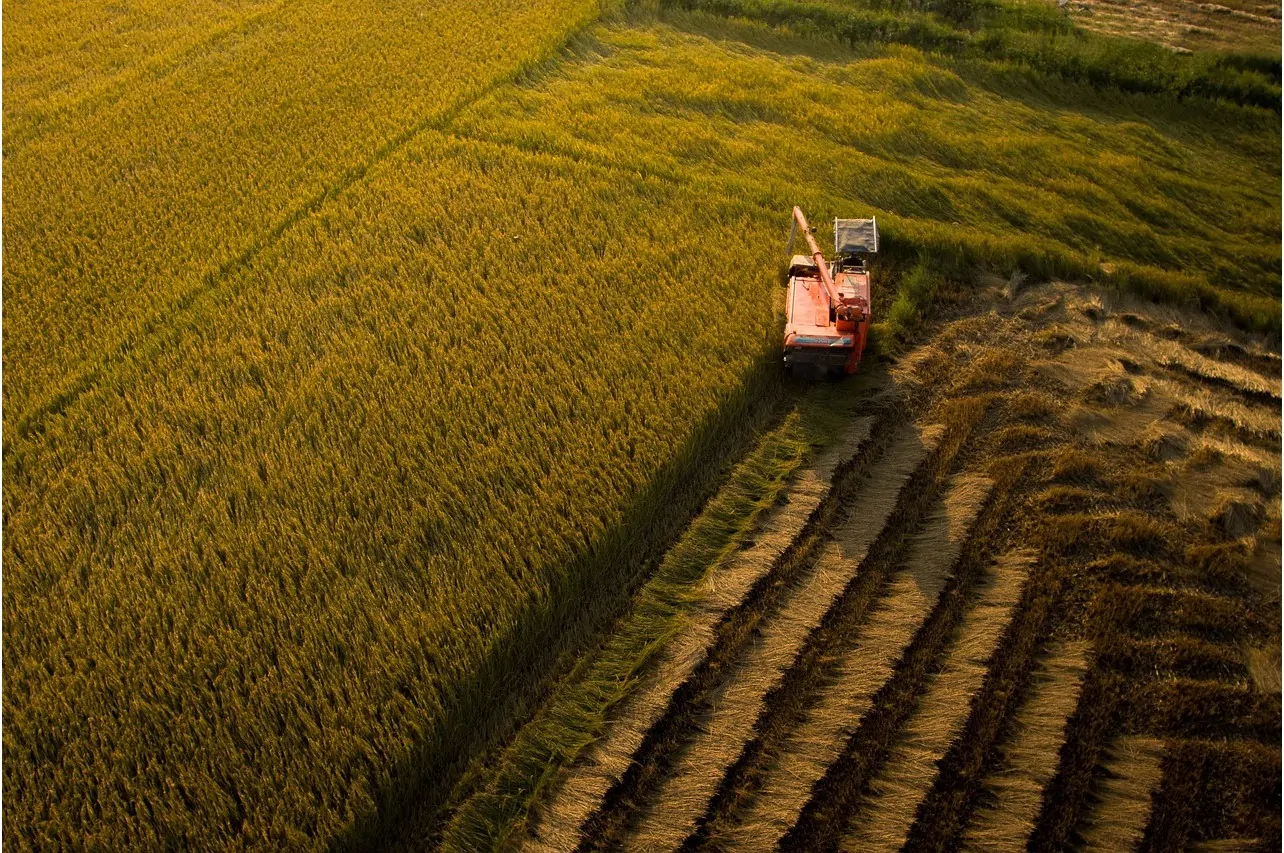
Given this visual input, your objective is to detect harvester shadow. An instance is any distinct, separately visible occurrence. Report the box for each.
[329,353,800,852]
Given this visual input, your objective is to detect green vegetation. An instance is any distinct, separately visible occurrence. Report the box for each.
[668,0,1281,106]
[3,0,1278,847]
[884,259,946,352]
[450,10,1279,332]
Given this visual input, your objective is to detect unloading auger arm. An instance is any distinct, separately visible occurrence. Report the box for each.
[792,205,839,311]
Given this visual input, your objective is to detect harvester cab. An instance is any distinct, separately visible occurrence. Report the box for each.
[783,207,877,377]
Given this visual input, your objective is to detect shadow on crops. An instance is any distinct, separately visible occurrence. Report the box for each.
[329,352,795,852]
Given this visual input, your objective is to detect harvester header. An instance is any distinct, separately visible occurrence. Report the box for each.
[783,207,877,376]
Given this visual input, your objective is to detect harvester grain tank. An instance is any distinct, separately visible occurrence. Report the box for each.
[783,206,877,376]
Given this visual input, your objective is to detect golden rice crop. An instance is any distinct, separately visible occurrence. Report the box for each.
[3,0,278,123]
[3,132,786,846]
[2,0,600,428]
[4,3,1279,849]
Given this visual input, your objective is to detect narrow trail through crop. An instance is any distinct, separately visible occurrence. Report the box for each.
[9,9,606,447]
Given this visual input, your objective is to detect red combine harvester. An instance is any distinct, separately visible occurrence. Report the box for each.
[783,206,877,377]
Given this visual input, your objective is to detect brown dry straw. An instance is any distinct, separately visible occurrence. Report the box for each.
[620,424,942,852]
[520,419,875,853]
[839,547,1032,852]
[1078,736,1166,852]
[719,473,995,851]
[961,640,1092,852]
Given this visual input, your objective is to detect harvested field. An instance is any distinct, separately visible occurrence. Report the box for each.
[1067,0,1281,54]
[1078,737,1167,851]
[722,475,995,852]
[961,641,1092,852]
[622,425,941,852]
[838,549,1030,852]
[449,278,1280,852]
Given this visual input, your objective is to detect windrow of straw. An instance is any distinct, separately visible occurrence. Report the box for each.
[622,425,944,851]
[722,474,995,851]
[839,548,1032,852]
[960,641,1091,852]
[516,417,875,853]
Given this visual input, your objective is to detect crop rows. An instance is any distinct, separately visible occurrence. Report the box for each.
[517,415,876,853]
[731,474,998,851]
[961,640,1091,852]
[623,424,946,852]
[6,5,1279,848]
[461,277,1280,852]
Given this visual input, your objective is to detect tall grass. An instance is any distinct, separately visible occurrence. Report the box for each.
[660,0,1282,107]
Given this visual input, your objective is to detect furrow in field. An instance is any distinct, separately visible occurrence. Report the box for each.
[1186,840,1266,852]
[960,640,1092,853]
[620,424,944,853]
[1102,319,1282,406]
[1078,736,1166,852]
[717,474,996,852]
[519,418,876,853]
[836,547,1031,853]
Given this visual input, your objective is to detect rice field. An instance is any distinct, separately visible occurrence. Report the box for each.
[451,278,1280,853]
[4,0,1279,848]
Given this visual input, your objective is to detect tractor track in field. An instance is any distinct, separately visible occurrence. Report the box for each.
[8,12,606,448]
[482,279,1280,853]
